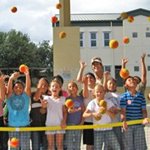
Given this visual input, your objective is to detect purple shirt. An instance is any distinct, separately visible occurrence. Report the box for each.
[66,95,84,125]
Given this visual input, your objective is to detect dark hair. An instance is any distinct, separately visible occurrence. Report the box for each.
[133,76,141,83]
[13,80,25,88]
[85,72,96,81]
[52,75,64,85]
[39,77,49,85]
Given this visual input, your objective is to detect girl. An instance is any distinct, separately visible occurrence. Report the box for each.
[41,78,67,150]
[65,81,85,150]
[7,69,31,150]
[30,77,50,150]
[104,78,123,149]
[83,84,120,150]
[82,73,96,150]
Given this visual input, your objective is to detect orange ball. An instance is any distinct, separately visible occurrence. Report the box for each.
[11,6,17,13]
[127,16,134,23]
[109,40,119,49]
[51,16,58,24]
[119,68,129,79]
[56,3,62,9]
[123,37,130,44]
[65,99,74,108]
[99,100,107,108]
[59,31,66,39]
[19,64,28,73]
[10,137,19,148]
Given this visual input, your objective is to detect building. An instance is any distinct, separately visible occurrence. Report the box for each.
[53,8,150,87]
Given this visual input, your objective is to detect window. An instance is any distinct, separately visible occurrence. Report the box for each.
[132,32,138,38]
[134,66,139,72]
[146,32,150,38]
[90,32,97,47]
[80,32,84,47]
[103,32,110,46]
[147,66,150,71]
[104,65,111,72]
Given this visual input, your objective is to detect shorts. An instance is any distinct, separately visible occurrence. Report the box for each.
[46,130,65,135]
[83,122,94,145]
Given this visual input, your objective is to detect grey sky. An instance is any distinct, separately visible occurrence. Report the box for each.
[0,0,150,44]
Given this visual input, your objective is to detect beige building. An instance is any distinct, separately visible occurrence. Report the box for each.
[53,8,150,87]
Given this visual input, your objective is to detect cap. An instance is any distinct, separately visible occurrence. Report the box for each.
[91,57,102,65]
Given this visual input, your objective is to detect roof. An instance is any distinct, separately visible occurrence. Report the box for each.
[54,8,150,27]
[56,8,150,22]
[70,13,120,21]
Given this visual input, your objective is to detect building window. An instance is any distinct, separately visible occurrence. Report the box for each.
[90,32,97,47]
[146,32,150,38]
[80,32,84,47]
[134,66,139,72]
[103,32,110,46]
[147,66,150,71]
[104,65,111,72]
[132,32,138,38]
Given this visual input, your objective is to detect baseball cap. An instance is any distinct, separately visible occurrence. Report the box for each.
[91,57,102,65]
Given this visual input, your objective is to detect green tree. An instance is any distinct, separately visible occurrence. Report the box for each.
[0,30,53,79]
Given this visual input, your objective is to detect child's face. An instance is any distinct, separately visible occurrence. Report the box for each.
[107,80,117,92]
[38,79,49,94]
[94,85,105,100]
[86,74,96,86]
[13,83,24,95]
[50,81,61,97]
[125,77,136,88]
[67,82,78,95]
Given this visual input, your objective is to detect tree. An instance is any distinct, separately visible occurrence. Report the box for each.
[0,30,53,79]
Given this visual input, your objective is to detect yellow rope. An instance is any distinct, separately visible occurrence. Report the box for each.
[0,119,147,131]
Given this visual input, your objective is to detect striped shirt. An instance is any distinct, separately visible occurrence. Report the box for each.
[120,91,146,121]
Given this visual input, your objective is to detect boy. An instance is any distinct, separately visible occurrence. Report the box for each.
[120,76,149,150]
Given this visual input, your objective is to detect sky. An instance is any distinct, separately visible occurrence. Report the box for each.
[0,0,150,45]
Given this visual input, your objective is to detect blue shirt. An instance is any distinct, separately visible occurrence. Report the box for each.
[120,91,146,121]
[7,92,30,127]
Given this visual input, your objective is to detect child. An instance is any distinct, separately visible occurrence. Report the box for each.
[41,78,67,150]
[7,70,31,150]
[30,77,50,150]
[76,61,95,150]
[121,53,147,95]
[81,73,96,150]
[65,81,85,150]
[52,75,68,98]
[0,74,7,150]
[83,84,120,150]
[120,76,149,150]
[104,77,123,149]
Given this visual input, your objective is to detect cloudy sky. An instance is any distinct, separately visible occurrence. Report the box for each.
[0,0,150,44]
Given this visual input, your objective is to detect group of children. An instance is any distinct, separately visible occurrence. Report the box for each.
[0,53,149,150]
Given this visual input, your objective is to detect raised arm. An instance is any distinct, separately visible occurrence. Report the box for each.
[82,75,89,98]
[140,53,147,85]
[121,58,128,69]
[76,60,87,83]
[0,75,5,101]
[24,69,31,96]
[7,72,20,98]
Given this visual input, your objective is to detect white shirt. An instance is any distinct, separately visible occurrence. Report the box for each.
[87,98,114,131]
[105,92,121,122]
[44,96,65,126]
